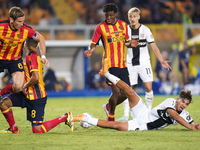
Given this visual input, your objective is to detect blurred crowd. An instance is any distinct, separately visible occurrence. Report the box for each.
[1,0,200,25]
[1,0,200,94]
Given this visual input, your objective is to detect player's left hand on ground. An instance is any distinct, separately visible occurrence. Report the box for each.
[41,58,50,68]
[196,123,200,130]
[161,60,171,70]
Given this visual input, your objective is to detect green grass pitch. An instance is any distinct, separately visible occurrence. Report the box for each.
[0,95,200,150]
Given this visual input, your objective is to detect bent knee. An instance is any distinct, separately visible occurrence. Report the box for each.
[0,97,11,110]
[145,86,152,92]
[13,81,23,91]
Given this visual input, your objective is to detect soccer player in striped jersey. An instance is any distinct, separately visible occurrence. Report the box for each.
[117,7,172,122]
[72,58,200,131]
[0,6,49,98]
[0,38,73,133]
[84,3,138,121]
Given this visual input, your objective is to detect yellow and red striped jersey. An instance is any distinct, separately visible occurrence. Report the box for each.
[0,19,36,61]
[92,20,129,68]
[23,51,47,100]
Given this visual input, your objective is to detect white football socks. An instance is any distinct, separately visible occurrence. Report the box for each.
[123,98,129,117]
[82,116,98,126]
[104,72,120,85]
[145,91,153,110]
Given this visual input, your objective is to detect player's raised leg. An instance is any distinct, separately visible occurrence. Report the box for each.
[100,58,140,108]
[0,72,24,97]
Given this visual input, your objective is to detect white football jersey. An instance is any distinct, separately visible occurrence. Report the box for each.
[127,24,154,66]
[147,98,193,130]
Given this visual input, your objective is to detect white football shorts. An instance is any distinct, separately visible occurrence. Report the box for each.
[127,63,153,86]
[128,98,149,131]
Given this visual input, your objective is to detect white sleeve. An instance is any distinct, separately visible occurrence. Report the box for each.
[173,110,193,125]
[179,110,193,124]
[146,27,154,43]
[163,98,176,110]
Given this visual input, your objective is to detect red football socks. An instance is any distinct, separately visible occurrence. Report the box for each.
[0,82,15,96]
[1,108,18,131]
[107,113,115,121]
[32,114,68,133]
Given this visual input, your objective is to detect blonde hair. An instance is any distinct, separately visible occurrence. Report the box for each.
[128,7,140,16]
[9,6,24,21]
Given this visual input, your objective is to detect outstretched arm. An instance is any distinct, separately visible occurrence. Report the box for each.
[150,43,171,70]
[84,43,96,58]
[34,32,50,68]
[167,109,199,130]
[191,122,200,130]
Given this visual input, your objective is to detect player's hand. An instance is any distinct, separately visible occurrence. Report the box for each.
[23,86,28,95]
[161,60,171,71]
[84,50,93,58]
[196,123,200,130]
[130,38,138,47]
[41,58,50,68]
[99,69,104,77]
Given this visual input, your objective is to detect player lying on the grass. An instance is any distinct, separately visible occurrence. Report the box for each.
[72,58,200,131]
[0,38,74,134]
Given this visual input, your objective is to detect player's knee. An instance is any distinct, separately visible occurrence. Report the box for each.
[0,97,9,110]
[145,87,152,92]
[125,87,135,97]
[32,126,43,133]
[13,81,23,91]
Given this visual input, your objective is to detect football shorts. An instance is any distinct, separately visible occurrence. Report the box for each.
[0,59,24,75]
[106,67,130,86]
[8,91,47,123]
[127,63,153,86]
[128,98,149,131]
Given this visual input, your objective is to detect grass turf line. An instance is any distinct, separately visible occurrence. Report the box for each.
[0,95,200,150]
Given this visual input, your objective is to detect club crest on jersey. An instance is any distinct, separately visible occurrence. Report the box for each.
[140,34,144,38]
[17,34,21,38]
[119,26,122,30]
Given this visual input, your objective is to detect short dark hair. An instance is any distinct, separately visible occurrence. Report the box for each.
[179,90,192,103]
[103,3,118,13]
[9,6,24,21]
[26,38,38,48]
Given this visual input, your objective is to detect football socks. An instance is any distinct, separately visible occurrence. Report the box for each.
[107,113,115,121]
[104,72,120,85]
[32,114,68,133]
[0,82,15,96]
[123,98,129,117]
[145,91,153,110]
[1,108,18,132]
